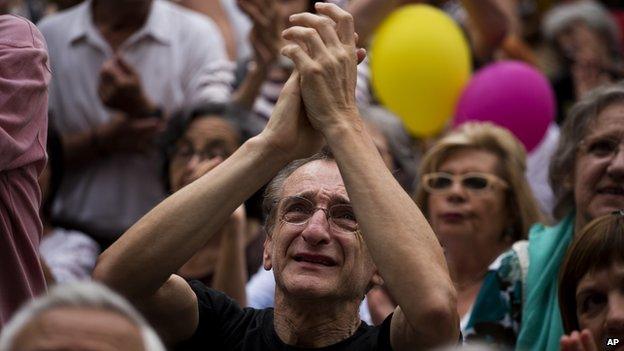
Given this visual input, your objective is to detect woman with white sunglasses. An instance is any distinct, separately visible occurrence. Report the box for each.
[413,122,542,348]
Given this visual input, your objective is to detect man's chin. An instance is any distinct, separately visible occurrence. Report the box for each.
[279,276,337,299]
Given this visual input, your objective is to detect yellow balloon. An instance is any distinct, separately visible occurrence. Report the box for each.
[371,5,472,137]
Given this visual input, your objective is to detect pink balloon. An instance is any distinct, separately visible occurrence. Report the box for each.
[453,61,555,152]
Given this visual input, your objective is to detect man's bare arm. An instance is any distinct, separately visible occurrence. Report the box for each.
[326,122,458,350]
[282,4,458,349]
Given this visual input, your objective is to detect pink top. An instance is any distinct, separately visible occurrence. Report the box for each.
[0,14,50,328]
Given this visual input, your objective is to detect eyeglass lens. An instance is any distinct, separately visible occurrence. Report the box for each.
[173,141,229,162]
[281,196,358,232]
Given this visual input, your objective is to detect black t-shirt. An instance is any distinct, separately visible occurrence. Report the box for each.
[176,280,394,351]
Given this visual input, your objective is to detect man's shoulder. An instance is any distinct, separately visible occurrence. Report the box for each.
[0,14,33,33]
[0,15,45,49]
[180,280,273,350]
[189,280,269,321]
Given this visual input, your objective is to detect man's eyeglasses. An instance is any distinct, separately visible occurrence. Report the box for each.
[421,172,508,194]
[278,196,358,234]
[580,136,624,160]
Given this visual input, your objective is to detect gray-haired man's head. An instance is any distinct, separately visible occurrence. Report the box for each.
[0,282,165,351]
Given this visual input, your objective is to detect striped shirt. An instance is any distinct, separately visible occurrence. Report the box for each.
[251,57,372,123]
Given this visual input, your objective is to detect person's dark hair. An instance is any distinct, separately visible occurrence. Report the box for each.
[160,102,236,192]
[42,121,64,219]
[262,148,334,236]
[549,82,624,220]
[558,210,624,333]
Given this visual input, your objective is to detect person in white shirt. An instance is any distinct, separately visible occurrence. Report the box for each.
[38,125,100,284]
[37,0,234,246]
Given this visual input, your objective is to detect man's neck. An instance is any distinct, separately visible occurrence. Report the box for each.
[91,0,152,33]
[273,290,362,348]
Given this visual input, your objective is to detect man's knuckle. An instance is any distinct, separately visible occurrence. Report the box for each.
[298,28,312,37]
[335,51,349,63]
[305,64,323,76]
[339,12,353,24]
[318,17,333,27]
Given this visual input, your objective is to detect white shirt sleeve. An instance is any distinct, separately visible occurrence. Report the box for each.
[526,123,559,219]
[40,228,101,283]
[182,17,234,105]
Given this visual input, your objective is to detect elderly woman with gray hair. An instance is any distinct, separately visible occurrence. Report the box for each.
[358,105,419,193]
[0,282,166,351]
[474,82,624,350]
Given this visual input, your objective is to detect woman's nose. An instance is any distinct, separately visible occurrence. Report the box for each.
[186,154,201,169]
[607,144,624,178]
[445,181,467,203]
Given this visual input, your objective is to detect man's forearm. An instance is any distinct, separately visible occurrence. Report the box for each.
[324,121,458,345]
[94,135,288,299]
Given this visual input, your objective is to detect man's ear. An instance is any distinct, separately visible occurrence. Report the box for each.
[370,269,384,287]
[263,235,273,271]
[367,269,384,292]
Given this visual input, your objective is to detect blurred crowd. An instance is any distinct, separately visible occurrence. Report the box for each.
[0,0,623,350]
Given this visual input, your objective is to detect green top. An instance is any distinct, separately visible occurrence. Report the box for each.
[517,213,575,351]
[462,213,576,350]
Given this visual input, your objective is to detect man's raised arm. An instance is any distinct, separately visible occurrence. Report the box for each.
[281,3,459,350]
[92,72,322,343]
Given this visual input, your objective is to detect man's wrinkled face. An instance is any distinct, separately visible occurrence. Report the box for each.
[10,307,145,351]
[263,160,379,300]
